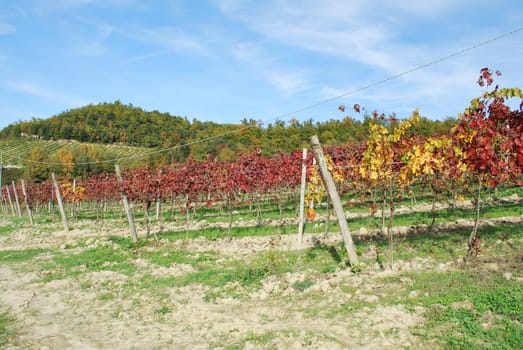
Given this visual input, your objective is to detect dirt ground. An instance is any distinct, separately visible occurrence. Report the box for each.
[1,214,521,349]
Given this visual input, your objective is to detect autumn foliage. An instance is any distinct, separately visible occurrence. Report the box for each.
[9,68,523,252]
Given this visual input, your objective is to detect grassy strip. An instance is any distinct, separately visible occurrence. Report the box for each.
[0,248,49,263]
[40,243,137,281]
[0,311,15,348]
[404,271,523,349]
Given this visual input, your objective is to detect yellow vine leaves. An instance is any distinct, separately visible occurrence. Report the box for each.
[399,135,467,189]
[360,110,421,186]
[304,155,345,215]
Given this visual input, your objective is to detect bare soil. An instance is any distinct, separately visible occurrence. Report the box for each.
[1,214,521,349]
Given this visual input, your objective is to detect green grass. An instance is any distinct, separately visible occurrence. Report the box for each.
[407,272,523,349]
[139,248,218,268]
[42,244,137,281]
[0,311,15,348]
[5,183,521,244]
[131,246,345,302]
[0,225,17,236]
[159,222,299,241]
[175,251,288,288]
[293,279,314,292]
[309,221,522,348]
[223,330,278,350]
[0,248,49,263]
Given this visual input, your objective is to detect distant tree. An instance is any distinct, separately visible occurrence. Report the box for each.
[49,148,75,177]
[24,148,49,182]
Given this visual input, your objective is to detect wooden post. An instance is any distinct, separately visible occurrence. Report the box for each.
[0,192,7,218]
[310,135,359,267]
[20,179,34,225]
[0,152,2,192]
[297,148,308,245]
[51,173,69,233]
[156,167,162,221]
[11,181,22,218]
[5,186,15,216]
[115,164,138,243]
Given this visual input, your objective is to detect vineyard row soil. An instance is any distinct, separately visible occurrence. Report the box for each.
[0,193,522,349]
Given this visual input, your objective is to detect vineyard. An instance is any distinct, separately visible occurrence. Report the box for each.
[1,69,523,348]
[3,69,523,251]
[0,139,151,185]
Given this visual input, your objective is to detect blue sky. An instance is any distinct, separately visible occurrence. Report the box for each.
[1,0,522,130]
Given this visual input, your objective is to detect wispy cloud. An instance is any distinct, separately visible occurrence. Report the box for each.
[32,0,98,15]
[122,50,170,64]
[31,0,144,15]
[72,23,114,56]
[217,1,395,69]
[267,71,309,96]
[216,0,476,75]
[232,42,310,95]
[127,26,210,56]
[5,81,89,107]
[0,22,15,35]
[217,0,523,119]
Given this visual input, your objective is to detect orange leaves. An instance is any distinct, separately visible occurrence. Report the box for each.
[306,207,317,221]
[60,179,85,204]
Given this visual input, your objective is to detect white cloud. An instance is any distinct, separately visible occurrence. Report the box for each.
[127,26,210,56]
[5,81,88,107]
[72,24,114,56]
[232,42,310,95]
[0,22,15,35]
[216,0,523,120]
[123,50,170,64]
[8,81,57,99]
[267,71,309,96]
[215,0,478,75]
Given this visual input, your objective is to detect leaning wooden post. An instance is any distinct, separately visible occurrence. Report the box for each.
[51,173,69,233]
[5,185,16,216]
[115,164,138,243]
[310,135,359,267]
[11,181,22,218]
[297,148,308,245]
[20,179,34,225]
[0,191,7,218]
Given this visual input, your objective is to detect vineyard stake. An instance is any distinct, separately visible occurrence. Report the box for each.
[21,179,34,225]
[310,135,359,268]
[115,164,138,243]
[297,148,308,245]
[5,185,15,217]
[11,181,22,218]
[51,173,69,233]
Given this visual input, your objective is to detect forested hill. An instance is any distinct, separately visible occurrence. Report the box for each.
[0,101,191,148]
[0,101,456,161]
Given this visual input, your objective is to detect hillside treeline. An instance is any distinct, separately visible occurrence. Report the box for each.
[1,101,455,163]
